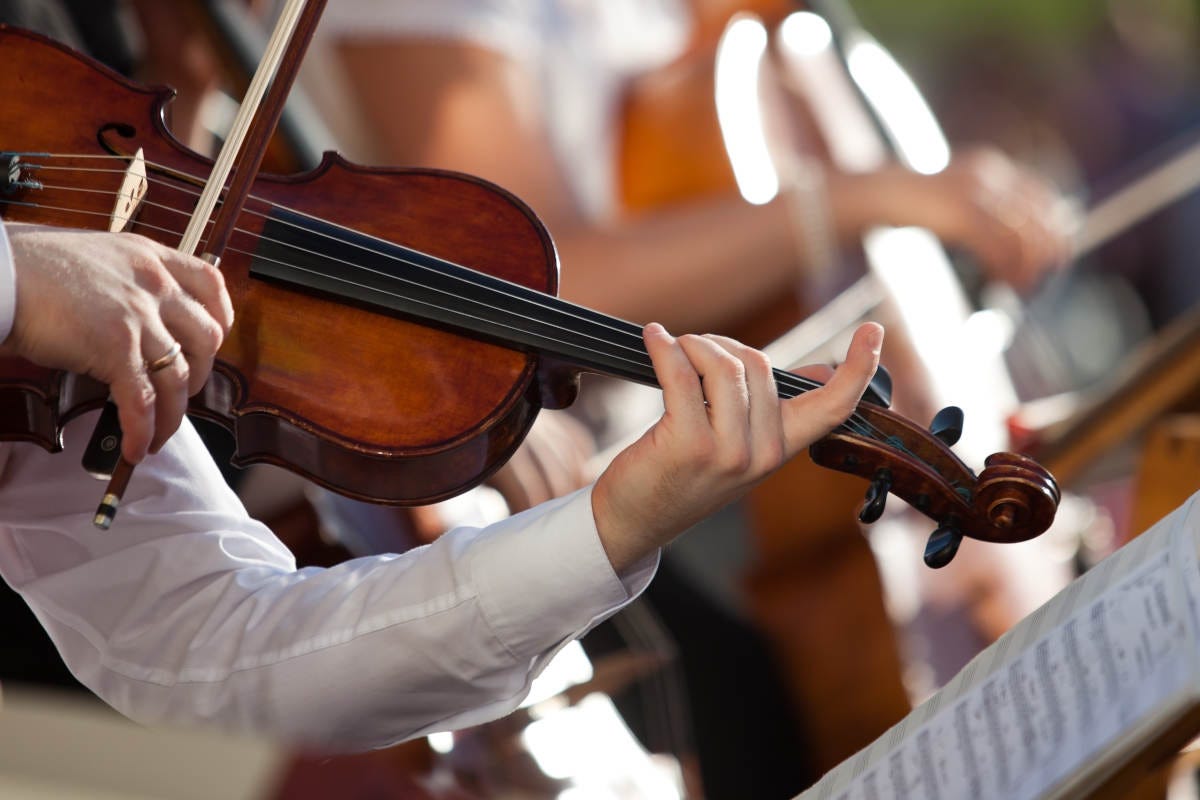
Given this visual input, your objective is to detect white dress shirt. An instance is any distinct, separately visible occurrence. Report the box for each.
[0,225,657,750]
[320,0,689,221]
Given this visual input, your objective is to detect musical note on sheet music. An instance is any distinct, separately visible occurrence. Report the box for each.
[803,497,1200,800]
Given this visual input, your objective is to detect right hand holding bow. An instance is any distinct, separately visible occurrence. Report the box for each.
[0,225,234,463]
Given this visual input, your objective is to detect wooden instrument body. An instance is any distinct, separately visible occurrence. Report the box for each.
[0,26,575,505]
[618,11,837,349]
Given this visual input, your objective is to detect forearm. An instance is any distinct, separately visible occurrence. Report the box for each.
[553,167,933,334]
[825,164,916,238]
[0,416,655,749]
[49,497,646,749]
[556,194,802,332]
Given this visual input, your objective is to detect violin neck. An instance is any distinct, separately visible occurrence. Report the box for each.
[250,207,807,399]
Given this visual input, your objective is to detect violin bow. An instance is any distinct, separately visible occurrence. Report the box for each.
[92,0,329,528]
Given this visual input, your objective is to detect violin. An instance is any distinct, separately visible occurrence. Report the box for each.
[0,25,1058,567]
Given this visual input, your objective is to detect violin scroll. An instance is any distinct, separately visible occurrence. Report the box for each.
[974,453,1060,534]
[809,401,1060,567]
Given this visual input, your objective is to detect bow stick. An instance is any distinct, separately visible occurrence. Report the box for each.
[92,0,329,528]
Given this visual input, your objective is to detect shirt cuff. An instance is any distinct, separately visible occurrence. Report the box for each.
[466,485,658,661]
[0,222,16,343]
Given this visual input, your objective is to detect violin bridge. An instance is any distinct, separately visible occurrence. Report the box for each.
[108,147,148,233]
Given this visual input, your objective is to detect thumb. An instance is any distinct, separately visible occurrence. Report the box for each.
[781,322,883,454]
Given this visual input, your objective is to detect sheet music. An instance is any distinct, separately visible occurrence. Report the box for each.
[800,492,1200,800]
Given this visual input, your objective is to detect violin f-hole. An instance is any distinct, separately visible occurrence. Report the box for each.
[97,121,137,154]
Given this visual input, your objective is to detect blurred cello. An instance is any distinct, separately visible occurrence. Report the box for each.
[618,0,1028,773]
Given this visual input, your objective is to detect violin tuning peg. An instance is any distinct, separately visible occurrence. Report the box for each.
[858,469,892,524]
[924,523,963,569]
[929,405,964,447]
[862,364,893,408]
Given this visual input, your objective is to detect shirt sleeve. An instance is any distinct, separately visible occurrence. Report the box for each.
[0,413,657,750]
[0,222,16,343]
[317,0,541,65]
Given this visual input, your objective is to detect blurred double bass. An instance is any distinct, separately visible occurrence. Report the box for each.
[618,0,1028,773]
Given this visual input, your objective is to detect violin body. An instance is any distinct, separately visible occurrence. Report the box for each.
[0,25,573,504]
[0,25,1057,555]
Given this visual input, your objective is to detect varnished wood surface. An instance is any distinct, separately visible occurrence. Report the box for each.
[1130,415,1200,534]
[0,26,560,504]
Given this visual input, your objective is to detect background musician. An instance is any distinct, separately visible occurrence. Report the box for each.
[307,1,1076,794]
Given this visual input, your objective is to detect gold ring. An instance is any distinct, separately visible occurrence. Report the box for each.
[145,341,182,373]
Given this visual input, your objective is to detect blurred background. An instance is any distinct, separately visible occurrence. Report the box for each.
[5,1,1200,798]
[856,0,1200,385]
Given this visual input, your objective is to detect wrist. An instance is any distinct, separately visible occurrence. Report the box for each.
[590,470,662,573]
[826,163,915,235]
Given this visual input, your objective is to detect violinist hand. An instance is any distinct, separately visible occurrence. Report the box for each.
[838,148,1076,292]
[591,322,883,572]
[0,224,234,463]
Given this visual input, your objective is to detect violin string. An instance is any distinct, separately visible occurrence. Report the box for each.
[35,161,679,356]
[33,167,666,352]
[29,158,830,393]
[27,185,673,379]
[10,176,886,440]
[31,169,842,406]
[13,193,889,439]
[10,168,887,441]
[27,158,777,367]
[8,158,891,438]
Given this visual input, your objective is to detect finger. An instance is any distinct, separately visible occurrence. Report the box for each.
[1031,184,1075,271]
[676,333,751,443]
[509,424,570,503]
[955,184,1019,285]
[536,434,583,498]
[1009,179,1059,282]
[494,451,539,510]
[781,322,882,455]
[154,243,235,334]
[975,215,1027,291]
[961,163,1039,289]
[706,334,783,471]
[983,168,1071,288]
[141,329,191,454]
[643,323,707,426]
[159,292,225,394]
[793,363,835,383]
[109,358,156,464]
[1009,220,1041,292]
[147,358,189,454]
